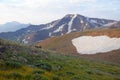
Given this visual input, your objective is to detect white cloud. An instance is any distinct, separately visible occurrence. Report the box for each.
[69,0,96,4]
[0,0,119,24]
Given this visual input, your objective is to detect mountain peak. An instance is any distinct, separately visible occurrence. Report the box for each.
[64,14,84,18]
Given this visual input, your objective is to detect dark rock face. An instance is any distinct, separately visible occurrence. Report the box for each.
[0,14,116,44]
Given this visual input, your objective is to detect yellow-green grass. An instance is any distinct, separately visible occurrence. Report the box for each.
[0,37,120,80]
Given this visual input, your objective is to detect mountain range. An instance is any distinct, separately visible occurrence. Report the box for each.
[0,14,117,43]
[0,21,29,33]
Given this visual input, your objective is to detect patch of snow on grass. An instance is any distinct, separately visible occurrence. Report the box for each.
[72,36,120,54]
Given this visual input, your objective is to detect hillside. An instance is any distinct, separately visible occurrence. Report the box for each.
[0,39,120,80]
[37,28,120,63]
[38,28,120,53]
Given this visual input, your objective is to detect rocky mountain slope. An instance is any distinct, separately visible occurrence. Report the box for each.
[0,14,116,44]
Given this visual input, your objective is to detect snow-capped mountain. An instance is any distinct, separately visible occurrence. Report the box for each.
[0,14,116,43]
[41,14,115,36]
[0,21,30,33]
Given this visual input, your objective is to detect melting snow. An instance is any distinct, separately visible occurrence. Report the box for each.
[72,29,77,31]
[41,24,54,30]
[72,36,120,54]
[90,20,97,23]
[49,32,52,36]
[67,14,77,34]
[22,39,28,44]
[41,20,60,30]
[53,24,64,33]
[81,20,84,23]
[103,22,117,27]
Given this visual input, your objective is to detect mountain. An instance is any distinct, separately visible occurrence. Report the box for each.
[0,21,30,33]
[0,14,116,43]
[0,39,120,80]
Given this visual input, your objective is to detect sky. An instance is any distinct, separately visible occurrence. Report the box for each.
[0,0,120,24]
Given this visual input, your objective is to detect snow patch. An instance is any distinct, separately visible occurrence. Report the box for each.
[72,29,77,31]
[49,32,52,37]
[72,36,120,54]
[103,22,117,27]
[53,24,64,33]
[80,20,84,23]
[85,23,88,26]
[90,20,97,23]
[83,26,87,31]
[22,39,28,44]
[41,20,60,30]
[67,14,77,34]
[41,24,54,30]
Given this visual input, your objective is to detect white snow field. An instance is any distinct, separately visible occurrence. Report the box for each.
[72,36,120,54]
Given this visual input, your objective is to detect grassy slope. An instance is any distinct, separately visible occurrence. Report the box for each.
[38,28,120,54]
[38,28,120,64]
[0,39,120,80]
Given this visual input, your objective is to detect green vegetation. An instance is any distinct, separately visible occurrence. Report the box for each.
[0,39,120,80]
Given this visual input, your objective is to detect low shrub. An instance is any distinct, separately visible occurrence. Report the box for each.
[33,70,45,74]
[66,71,75,75]
[5,72,23,79]
[5,61,22,69]
[52,76,61,80]
[33,74,48,80]
[35,62,52,71]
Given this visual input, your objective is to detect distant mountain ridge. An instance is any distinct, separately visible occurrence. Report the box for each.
[0,21,30,33]
[103,21,120,28]
[0,14,116,43]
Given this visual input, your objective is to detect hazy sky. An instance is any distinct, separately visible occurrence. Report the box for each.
[0,0,120,24]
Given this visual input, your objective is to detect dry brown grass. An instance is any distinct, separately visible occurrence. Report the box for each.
[37,28,120,63]
[81,49,120,64]
[38,28,120,54]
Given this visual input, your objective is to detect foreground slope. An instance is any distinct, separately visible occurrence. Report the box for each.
[0,39,120,80]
